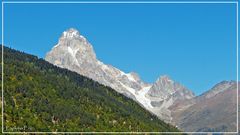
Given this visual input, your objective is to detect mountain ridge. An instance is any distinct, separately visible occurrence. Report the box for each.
[170,81,237,132]
[45,28,237,132]
[45,28,195,123]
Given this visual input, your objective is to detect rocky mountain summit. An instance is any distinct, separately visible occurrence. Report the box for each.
[46,28,148,99]
[147,75,194,99]
[146,75,195,122]
[45,28,237,132]
[45,28,194,123]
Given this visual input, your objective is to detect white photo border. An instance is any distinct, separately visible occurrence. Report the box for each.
[1,1,238,134]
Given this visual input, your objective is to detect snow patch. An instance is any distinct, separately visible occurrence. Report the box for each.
[53,43,59,48]
[63,30,79,38]
[80,35,87,41]
[136,86,153,108]
[68,47,79,57]
[119,82,136,95]
[119,82,153,109]
[119,72,136,82]
[119,71,125,76]
[97,61,109,71]
[126,73,136,82]
[67,47,80,66]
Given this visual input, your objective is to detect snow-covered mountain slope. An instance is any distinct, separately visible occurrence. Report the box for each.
[45,28,194,123]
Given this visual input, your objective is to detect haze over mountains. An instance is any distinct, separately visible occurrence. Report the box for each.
[45,28,237,132]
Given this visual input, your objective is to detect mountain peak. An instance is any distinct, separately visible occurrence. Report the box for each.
[59,28,88,43]
[156,75,173,84]
[211,80,236,91]
[147,75,194,100]
[46,28,97,67]
[62,28,80,38]
[202,80,237,99]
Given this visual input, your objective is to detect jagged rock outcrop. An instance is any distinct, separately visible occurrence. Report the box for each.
[45,28,237,132]
[146,75,195,122]
[46,28,148,100]
[45,28,195,123]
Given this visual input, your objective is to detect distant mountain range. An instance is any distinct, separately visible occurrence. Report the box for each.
[170,81,237,132]
[45,28,238,132]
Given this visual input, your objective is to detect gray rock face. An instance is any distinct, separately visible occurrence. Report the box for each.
[147,75,194,100]
[170,81,238,132]
[46,28,148,100]
[45,28,236,132]
[46,28,97,68]
[145,75,195,123]
[45,28,194,123]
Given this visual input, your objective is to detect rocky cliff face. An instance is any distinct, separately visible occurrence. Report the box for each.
[46,28,148,100]
[146,75,195,122]
[45,28,237,132]
[45,28,194,123]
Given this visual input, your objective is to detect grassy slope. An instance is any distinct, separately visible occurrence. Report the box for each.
[1,46,181,133]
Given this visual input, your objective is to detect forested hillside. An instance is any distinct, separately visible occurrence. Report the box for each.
[1,46,180,132]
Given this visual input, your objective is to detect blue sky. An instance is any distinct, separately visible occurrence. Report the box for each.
[1,2,237,95]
